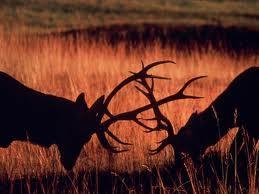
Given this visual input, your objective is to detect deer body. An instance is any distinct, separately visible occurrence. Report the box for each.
[175,67,259,160]
[0,72,72,147]
[0,71,104,170]
[131,64,259,190]
[0,60,176,171]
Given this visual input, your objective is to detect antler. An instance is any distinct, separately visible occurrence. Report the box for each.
[102,75,206,129]
[132,62,207,154]
[132,64,173,133]
[132,64,176,154]
[95,60,175,152]
[102,63,206,154]
[104,60,174,118]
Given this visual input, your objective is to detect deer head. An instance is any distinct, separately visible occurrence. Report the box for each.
[126,65,206,164]
[57,93,105,170]
[59,60,177,171]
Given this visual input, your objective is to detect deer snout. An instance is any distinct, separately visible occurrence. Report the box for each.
[60,155,76,171]
[58,142,84,171]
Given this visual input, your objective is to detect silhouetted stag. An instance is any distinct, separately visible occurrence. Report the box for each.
[143,67,259,162]
[0,60,177,171]
[131,66,259,190]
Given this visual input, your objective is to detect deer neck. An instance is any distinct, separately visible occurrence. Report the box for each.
[197,97,236,147]
[192,101,235,154]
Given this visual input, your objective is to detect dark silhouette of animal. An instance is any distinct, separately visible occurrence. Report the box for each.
[132,66,259,190]
[152,67,259,162]
[0,72,109,170]
[0,60,176,171]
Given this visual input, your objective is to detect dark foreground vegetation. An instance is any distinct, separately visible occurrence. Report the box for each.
[0,130,257,193]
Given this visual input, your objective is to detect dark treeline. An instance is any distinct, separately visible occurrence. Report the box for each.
[45,24,259,56]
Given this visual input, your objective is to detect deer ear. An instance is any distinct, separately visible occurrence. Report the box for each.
[76,93,88,110]
[186,111,198,124]
[90,95,105,115]
[191,111,198,118]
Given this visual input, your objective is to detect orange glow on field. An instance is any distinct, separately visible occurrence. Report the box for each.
[0,32,257,179]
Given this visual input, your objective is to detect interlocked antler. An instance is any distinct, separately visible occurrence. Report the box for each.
[131,61,174,134]
[101,62,206,154]
[111,61,207,154]
[102,76,206,129]
[96,60,175,152]
[104,60,174,118]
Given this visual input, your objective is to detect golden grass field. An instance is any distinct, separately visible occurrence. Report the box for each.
[0,32,258,192]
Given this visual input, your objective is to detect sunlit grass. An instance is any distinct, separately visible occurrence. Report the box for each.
[0,32,258,192]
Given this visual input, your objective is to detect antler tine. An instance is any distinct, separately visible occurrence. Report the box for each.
[150,78,155,92]
[105,129,132,145]
[149,137,171,155]
[135,85,149,98]
[130,71,171,80]
[135,116,165,133]
[141,60,176,73]
[96,131,129,153]
[95,124,131,153]
[141,60,145,69]
[134,66,173,133]
[102,75,207,129]
[177,76,207,99]
[134,119,155,131]
[153,76,207,107]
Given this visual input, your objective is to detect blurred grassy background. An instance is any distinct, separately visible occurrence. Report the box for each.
[0,31,258,192]
[0,0,259,33]
[0,32,257,177]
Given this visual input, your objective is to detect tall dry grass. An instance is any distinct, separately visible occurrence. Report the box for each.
[0,32,258,187]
